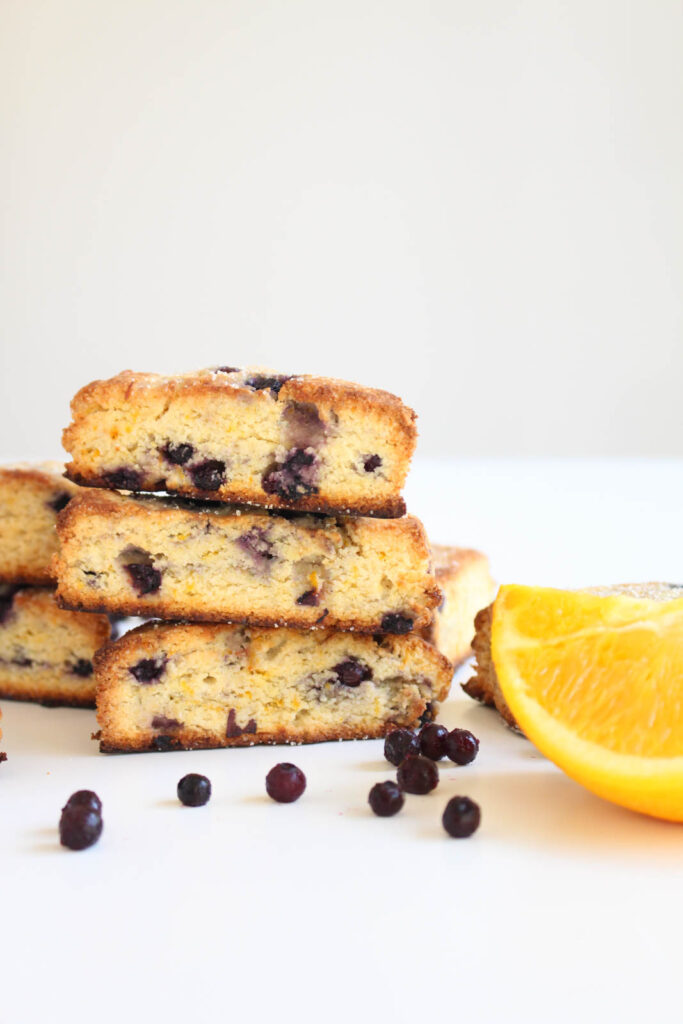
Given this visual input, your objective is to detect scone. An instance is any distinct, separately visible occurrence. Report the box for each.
[95,621,453,752]
[55,490,441,633]
[0,463,80,583]
[463,582,683,733]
[0,585,111,707]
[62,368,417,517]
[421,546,496,667]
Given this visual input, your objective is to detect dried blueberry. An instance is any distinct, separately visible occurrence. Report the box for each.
[384,728,421,766]
[124,562,162,596]
[190,459,226,491]
[102,468,142,491]
[0,752,7,764]
[445,728,480,766]
[151,715,182,730]
[59,805,103,851]
[0,586,19,625]
[296,589,319,606]
[215,366,240,374]
[266,763,306,803]
[397,755,439,795]
[129,657,166,683]
[177,773,211,807]
[65,790,102,815]
[368,781,404,817]
[332,658,372,687]
[363,454,382,473]
[160,442,194,466]
[151,735,181,751]
[49,492,72,513]
[282,402,327,449]
[419,723,448,761]
[12,655,32,667]
[226,709,257,737]
[69,659,93,678]
[442,796,481,838]
[236,526,275,567]
[245,374,291,396]
[419,702,436,726]
[262,447,319,499]
[380,612,414,634]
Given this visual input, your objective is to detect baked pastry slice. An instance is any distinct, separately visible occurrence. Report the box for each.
[55,490,441,633]
[95,621,453,752]
[463,582,683,733]
[0,586,111,707]
[420,546,496,667]
[0,462,80,583]
[62,368,417,517]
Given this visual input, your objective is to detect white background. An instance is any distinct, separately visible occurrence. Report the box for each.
[1,0,682,459]
[1,459,682,1024]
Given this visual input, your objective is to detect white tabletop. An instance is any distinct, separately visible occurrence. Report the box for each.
[2,458,682,1024]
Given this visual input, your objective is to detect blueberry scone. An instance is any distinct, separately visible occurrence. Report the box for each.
[0,463,80,583]
[420,546,496,667]
[55,489,440,633]
[463,582,683,733]
[0,585,111,707]
[62,368,417,517]
[95,621,453,752]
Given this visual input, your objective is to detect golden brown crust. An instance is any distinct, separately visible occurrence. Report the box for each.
[461,604,521,730]
[63,470,407,518]
[55,490,440,631]
[98,718,416,753]
[0,687,96,709]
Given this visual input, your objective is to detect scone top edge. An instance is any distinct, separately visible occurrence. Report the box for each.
[65,368,416,422]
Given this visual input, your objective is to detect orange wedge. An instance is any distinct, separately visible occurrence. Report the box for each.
[491,584,683,821]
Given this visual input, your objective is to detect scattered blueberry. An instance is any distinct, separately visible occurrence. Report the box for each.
[160,442,194,466]
[0,752,7,764]
[296,589,319,606]
[442,796,481,838]
[129,657,166,683]
[363,454,382,473]
[124,562,162,596]
[445,729,480,766]
[59,804,103,851]
[177,773,212,807]
[261,447,319,499]
[49,492,72,513]
[333,658,372,687]
[397,755,439,795]
[65,790,102,815]
[368,781,404,817]
[265,763,306,803]
[380,612,414,634]
[383,728,420,766]
[419,723,449,761]
[69,659,93,678]
[102,468,142,491]
[190,459,226,491]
